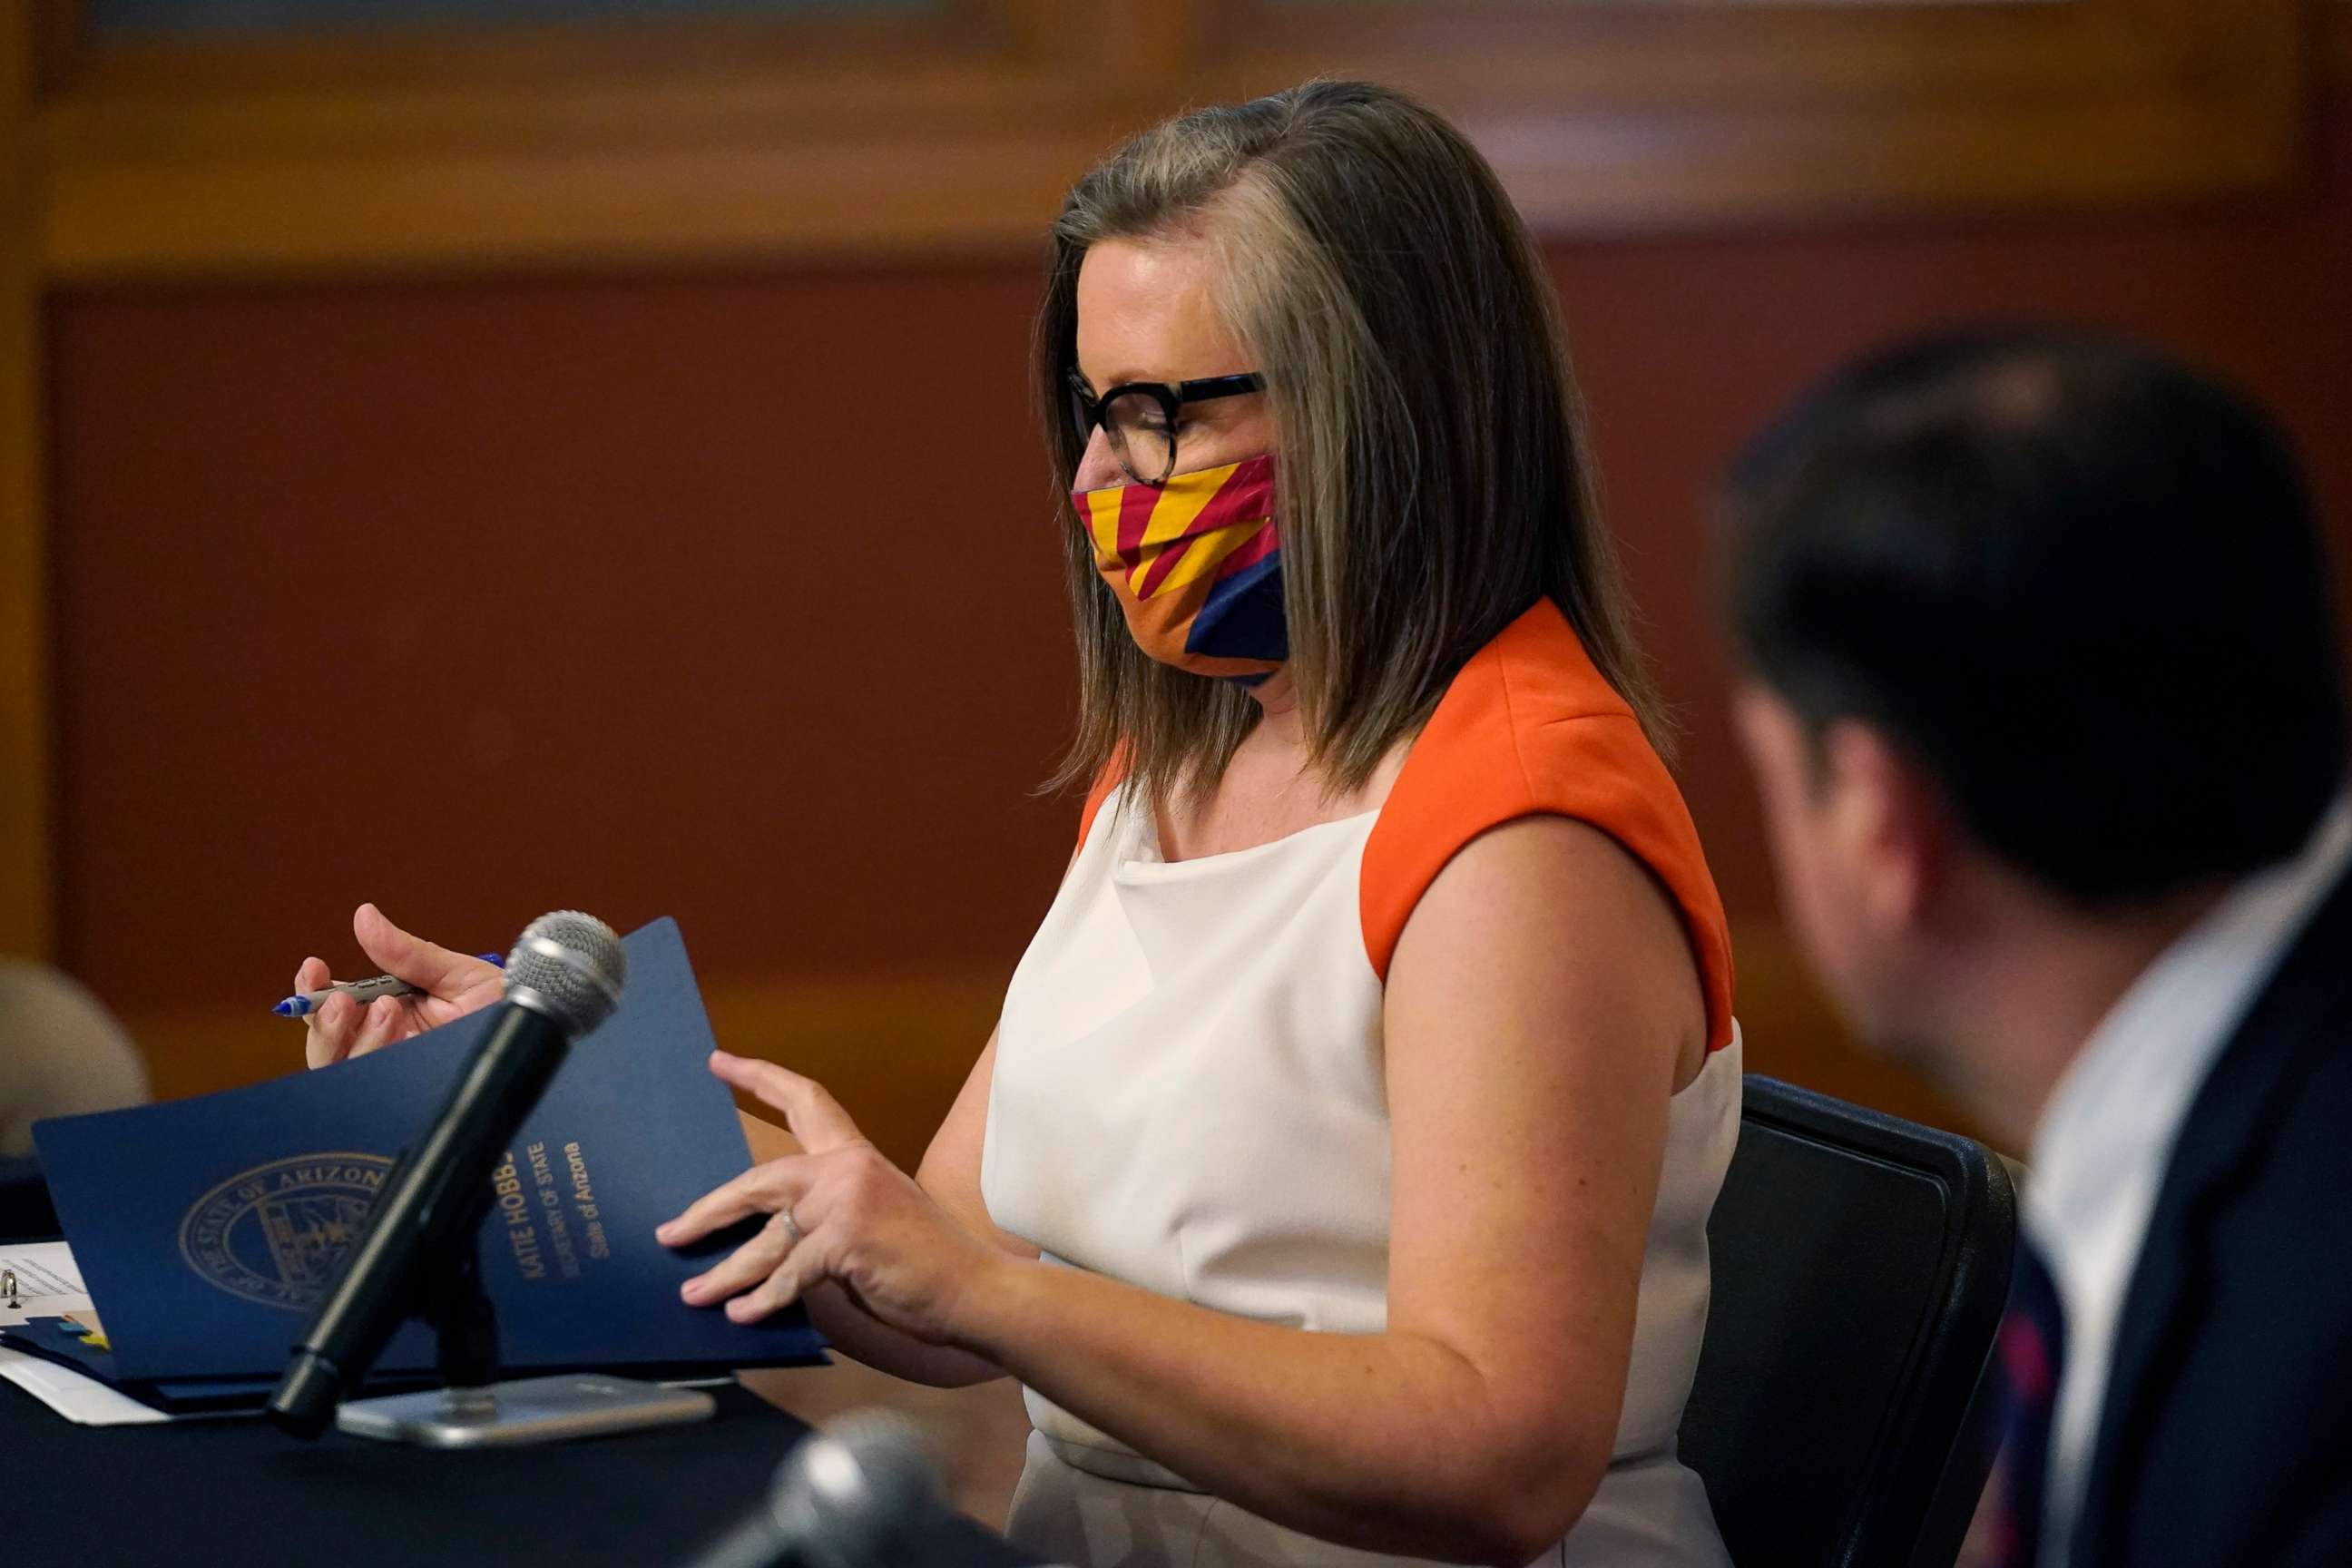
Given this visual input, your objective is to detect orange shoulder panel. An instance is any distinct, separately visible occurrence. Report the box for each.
[1360,600,1737,1053]
[1074,753,1131,856]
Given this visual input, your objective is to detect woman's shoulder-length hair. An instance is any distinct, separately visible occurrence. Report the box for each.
[1036,79,1666,808]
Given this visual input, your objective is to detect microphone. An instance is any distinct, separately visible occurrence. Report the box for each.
[267,910,627,1440]
[683,1412,951,1568]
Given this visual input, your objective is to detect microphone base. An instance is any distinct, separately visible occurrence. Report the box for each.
[335,1372,717,1449]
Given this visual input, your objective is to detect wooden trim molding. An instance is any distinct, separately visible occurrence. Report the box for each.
[2,0,51,961]
[36,3,1152,277]
[26,0,2311,280]
[1213,0,2305,230]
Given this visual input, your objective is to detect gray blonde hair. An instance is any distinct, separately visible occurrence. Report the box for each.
[1037,80,1666,807]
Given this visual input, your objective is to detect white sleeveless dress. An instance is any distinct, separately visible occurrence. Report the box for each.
[982,781,1741,1568]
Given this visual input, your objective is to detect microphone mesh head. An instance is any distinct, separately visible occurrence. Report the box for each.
[772,1411,946,1567]
[504,910,626,1037]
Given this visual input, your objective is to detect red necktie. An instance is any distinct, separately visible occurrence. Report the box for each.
[1987,1242,2067,1568]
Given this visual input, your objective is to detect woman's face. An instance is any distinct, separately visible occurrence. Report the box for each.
[1073,237,1274,493]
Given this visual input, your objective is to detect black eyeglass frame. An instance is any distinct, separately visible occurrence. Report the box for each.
[1067,369,1268,486]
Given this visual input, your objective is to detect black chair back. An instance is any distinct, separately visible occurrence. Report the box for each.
[1681,1076,2016,1568]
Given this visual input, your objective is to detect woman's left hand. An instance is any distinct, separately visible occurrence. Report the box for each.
[656,1051,1009,1346]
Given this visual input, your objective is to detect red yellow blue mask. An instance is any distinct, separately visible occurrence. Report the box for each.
[1073,455,1287,681]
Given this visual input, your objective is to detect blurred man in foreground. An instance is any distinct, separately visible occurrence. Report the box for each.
[1721,327,2352,1568]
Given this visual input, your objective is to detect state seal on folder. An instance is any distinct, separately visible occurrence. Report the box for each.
[178,1152,396,1311]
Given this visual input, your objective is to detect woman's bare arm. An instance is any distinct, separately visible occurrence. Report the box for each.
[929,818,1706,1563]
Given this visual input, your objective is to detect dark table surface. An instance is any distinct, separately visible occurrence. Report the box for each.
[1,1163,1032,1568]
[1,1374,1034,1567]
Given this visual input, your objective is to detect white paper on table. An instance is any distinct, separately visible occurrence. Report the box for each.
[0,1240,94,1328]
[0,1344,172,1425]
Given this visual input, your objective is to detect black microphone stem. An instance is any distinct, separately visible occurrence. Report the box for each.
[268,1001,572,1438]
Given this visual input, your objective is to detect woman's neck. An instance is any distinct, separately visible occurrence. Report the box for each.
[1246,668,1307,747]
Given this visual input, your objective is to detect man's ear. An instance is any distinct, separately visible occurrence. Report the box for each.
[1818,719,1952,932]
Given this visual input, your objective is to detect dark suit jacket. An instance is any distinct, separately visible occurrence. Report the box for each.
[2070,858,2352,1568]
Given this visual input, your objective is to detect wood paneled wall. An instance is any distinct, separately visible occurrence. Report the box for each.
[5,0,2332,974]
[39,95,2352,1161]
[11,5,2352,1161]
[3,1,49,961]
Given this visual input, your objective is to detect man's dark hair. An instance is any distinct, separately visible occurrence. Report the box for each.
[1724,325,2347,909]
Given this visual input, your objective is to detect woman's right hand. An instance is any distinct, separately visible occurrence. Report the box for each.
[299,903,507,1070]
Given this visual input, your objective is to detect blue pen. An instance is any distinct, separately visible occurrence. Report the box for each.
[273,953,505,1019]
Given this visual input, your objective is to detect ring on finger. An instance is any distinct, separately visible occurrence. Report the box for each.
[779,1209,802,1248]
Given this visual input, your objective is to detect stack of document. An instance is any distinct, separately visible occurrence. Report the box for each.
[0,1240,167,1424]
[3,918,825,1421]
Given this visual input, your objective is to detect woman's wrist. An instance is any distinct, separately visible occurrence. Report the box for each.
[947,1246,1048,1363]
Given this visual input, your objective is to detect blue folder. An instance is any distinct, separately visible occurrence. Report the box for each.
[0,1314,363,1412]
[25,917,826,1398]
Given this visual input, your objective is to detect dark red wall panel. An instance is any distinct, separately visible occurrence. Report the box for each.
[48,107,2352,1020]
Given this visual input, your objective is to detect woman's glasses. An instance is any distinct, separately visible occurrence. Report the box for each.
[1068,369,1267,487]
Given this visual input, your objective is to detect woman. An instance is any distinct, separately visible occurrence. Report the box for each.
[299,82,1741,1568]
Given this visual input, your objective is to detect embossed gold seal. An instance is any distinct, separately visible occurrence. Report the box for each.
[176,1153,395,1311]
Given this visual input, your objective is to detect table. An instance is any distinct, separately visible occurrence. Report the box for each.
[1,1375,1034,1566]
[1,1161,1034,1568]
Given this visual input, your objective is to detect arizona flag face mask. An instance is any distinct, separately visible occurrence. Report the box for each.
[1073,455,1287,681]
